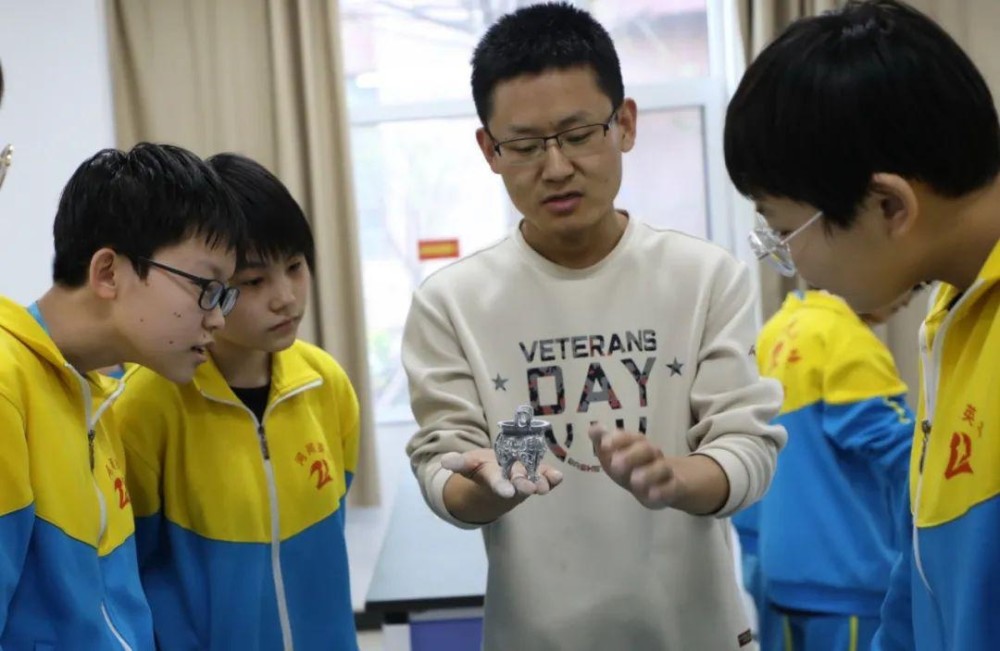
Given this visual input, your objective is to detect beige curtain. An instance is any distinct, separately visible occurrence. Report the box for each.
[106,0,380,506]
[738,0,1000,406]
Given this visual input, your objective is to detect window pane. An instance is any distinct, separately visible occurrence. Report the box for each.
[619,108,706,237]
[341,0,708,110]
[591,0,708,84]
[351,118,510,422]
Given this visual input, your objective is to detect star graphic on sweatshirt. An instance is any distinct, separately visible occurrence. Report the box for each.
[748,344,756,357]
[666,358,684,376]
[492,373,508,391]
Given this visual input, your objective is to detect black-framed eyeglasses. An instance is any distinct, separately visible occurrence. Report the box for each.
[491,108,618,166]
[140,258,240,316]
[0,145,13,192]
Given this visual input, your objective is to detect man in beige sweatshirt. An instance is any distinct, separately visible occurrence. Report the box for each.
[402,4,786,649]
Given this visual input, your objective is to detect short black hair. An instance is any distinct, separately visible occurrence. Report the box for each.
[724,0,1000,227]
[471,2,623,127]
[207,153,315,271]
[52,142,245,287]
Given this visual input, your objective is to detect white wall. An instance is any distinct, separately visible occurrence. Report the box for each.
[0,0,116,303]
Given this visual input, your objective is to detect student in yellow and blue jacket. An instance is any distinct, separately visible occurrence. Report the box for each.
[754,288,916,651]
[725,2,1000,648]
[0,141,245,650]
[115,153,361,651]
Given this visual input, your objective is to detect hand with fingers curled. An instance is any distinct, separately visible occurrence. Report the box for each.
[588,423,685,510]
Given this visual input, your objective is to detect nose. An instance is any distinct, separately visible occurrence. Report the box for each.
[203,304,226,330]
[269,277,296,312]
[540,140,574,182]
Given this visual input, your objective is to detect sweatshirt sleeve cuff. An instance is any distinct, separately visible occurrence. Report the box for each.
[423,459,487,531]
[692,448,750,518]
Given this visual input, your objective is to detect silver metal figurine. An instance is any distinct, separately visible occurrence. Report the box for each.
[494,404,549,482]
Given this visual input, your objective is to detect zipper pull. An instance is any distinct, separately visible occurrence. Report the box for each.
[88,429,96,471]
[919,419,931,472]
[258,425,271,460]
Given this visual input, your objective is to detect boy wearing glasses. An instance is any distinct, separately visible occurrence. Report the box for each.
[0,143,243,649]
[402,3,786,649]
[725,1,1000,649]
[113,154,361,651]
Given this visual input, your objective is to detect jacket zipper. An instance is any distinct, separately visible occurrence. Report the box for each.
[913,283,980,599]
[202,379,322,650]
[70,366,131,650]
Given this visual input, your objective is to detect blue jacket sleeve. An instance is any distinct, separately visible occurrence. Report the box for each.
[872,489,915,651]
[821,333,914,493]
[823,394,913,487]
[0,395,34,635]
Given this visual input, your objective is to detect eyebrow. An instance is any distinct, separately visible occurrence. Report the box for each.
[754,204,768,216]
[506,111,591,137]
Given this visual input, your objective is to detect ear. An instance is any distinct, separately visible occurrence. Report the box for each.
[615,98,638,153]
[870,173,918,239]
[476,127,501,174]
[88,248,121,300]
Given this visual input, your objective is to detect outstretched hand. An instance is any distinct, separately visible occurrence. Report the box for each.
[441,448,564,499]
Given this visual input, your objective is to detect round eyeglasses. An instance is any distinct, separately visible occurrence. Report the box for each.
[749,210,823,277]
